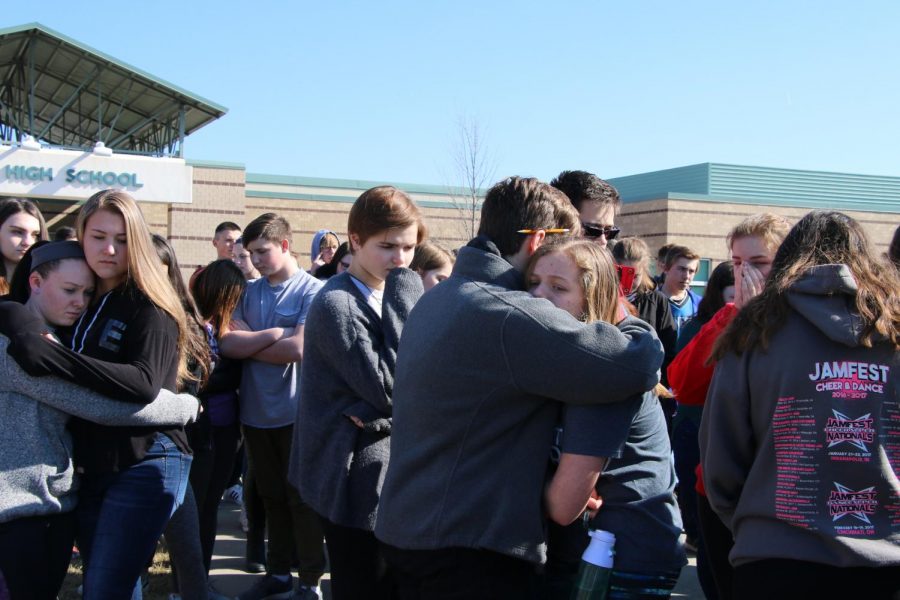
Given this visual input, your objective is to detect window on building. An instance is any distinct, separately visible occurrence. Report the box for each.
[690,258,712,296]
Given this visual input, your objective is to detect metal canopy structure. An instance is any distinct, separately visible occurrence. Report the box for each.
[0,23,227,157]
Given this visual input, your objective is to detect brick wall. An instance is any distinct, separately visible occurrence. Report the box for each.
[39,167,894,288]
[167,166,247,282]
[619,197,897,270]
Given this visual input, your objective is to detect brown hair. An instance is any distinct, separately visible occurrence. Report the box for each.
[549,170,621,213]
[695,260,735,322]
[77,190,196,386]
[347,186,426,249]
[664,245,700,269]
[214,221,241,236]
[611,237,655,294]
[478,177,580,256]
[242,213,292,247]
[319,232,340,251]
[152,234,210,389]
[0,198,49,292]
[656,243,675,263]
[712,210,900,360]
[192,259,247,334]
[726,212,791,255]
[410,241,455,273]
[525,238,620,324]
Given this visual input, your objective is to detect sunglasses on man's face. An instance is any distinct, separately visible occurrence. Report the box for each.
[581,223,621,240]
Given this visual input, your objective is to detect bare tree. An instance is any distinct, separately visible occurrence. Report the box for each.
[445,114,496,241]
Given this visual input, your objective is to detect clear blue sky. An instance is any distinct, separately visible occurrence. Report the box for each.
[7,1,900,186]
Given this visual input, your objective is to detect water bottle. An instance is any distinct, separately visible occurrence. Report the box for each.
[570,529,615,600]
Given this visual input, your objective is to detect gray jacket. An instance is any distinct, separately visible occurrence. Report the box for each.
[375,237,664,563]
[0,335,198,523]
[289,269,423,530]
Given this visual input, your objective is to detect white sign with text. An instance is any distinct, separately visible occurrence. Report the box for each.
[0,145,193,204]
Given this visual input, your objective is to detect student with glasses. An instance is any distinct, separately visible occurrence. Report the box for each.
[581,222,621,243]
[550,170,621,248]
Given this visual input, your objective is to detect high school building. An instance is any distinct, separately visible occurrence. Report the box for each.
[2,23,897,284]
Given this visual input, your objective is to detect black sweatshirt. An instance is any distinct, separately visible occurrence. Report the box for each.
[630,289,677,386]
[2,283,189,472]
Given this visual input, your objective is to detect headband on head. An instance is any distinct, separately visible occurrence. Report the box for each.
[30,241,85,272]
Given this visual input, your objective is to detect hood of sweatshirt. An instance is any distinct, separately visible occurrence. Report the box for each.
[310,229,339,262]
[786,264,867,348]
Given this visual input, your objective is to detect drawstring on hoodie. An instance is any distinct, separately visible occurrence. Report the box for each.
[70,291,113,354]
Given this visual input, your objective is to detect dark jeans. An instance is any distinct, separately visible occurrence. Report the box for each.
[321,518,392,600]
[243,424,325,585]
[672,406,700,541]
[189,421,241,572]
[697,493,732,600]
[733,558,900,600]
[77,434,192,600]
[0,512,76,600]
[381,544,537,600]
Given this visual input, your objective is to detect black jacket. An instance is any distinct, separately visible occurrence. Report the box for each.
[630,289,677,386]
[1,283,189,472]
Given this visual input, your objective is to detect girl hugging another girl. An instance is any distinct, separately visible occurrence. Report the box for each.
[526,238,686,600]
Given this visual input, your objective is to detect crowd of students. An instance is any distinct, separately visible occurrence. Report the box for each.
[0,172,897,600]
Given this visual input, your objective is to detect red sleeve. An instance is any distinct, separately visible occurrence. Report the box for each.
[695,463,706,496]
[667,303,738,407]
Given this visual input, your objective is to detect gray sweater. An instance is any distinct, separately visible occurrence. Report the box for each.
[289,269,423,530]
[0,335,199,523]
[375,237,664,563]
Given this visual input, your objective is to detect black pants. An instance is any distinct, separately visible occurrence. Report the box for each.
[321,519,392,600]
[733,558,900,600]
[381,543,537,600]
[243,424,325,584]
[189,421,241,572]
[0,512,76,600]
[696,493,733,600]
[244,452,267,563]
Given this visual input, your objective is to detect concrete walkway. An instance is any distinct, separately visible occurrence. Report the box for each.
[207,504,331,598]
[208,503,703,599]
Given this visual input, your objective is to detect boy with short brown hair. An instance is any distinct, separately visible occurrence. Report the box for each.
[219,212,325,600]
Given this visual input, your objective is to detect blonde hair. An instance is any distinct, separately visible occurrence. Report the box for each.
[77,190,195,386]
[526,238,620,324]
[726,212,791,255]
[527,238,673,398]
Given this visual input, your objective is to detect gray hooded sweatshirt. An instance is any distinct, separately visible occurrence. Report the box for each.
[0,331,198,523]
[700,264,900,568]
[310,229,339,263]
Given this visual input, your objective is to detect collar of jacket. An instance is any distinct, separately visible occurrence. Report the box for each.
[453,235,524,291]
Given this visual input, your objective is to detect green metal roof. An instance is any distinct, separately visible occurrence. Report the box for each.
[608,163,900,213]
[246,172,484,198]
[187,159,246,170]
[0,23,227,155]
[245,189,464,210]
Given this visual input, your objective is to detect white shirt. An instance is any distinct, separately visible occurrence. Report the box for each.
[349,275,383,317]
